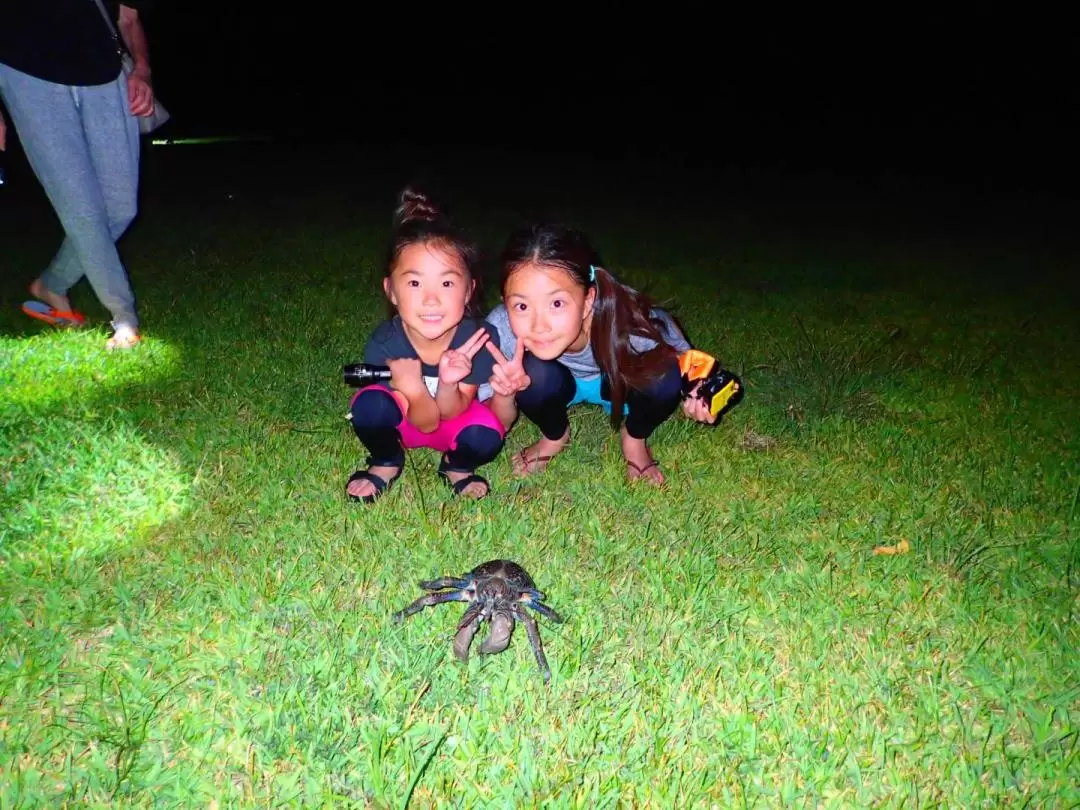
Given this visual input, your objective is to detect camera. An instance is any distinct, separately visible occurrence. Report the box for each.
[343,362,392,387]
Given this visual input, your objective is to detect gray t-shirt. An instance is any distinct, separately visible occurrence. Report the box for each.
[484,303,691,380]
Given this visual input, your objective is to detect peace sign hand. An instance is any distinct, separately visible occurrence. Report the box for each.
[439,328,490,386]
[485,338,532,397]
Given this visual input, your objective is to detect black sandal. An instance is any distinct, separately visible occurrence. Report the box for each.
[437,456,490,499]
[346,458,403,504]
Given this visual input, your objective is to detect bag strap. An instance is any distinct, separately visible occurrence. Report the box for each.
[89,0,126,57]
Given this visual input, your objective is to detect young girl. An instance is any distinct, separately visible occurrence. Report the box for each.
[345,187,507,503]
[483,223,724,487]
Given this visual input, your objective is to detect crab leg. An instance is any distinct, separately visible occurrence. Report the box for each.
[523,598,564,624]
[391,589,469,623]
[418,576,471,591]
[518,609,552,683]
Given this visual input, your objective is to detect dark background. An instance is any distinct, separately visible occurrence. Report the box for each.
[134,10,1077,198]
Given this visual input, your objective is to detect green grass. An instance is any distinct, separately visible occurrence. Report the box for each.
[1,144,1079,807]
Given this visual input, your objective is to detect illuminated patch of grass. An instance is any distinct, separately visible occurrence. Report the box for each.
[0,147,1077,806]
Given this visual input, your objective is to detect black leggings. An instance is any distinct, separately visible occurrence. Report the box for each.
[349,388,504,472]
[516,353,684,441]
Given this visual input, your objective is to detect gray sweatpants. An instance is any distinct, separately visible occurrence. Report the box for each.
[0,62,141,330]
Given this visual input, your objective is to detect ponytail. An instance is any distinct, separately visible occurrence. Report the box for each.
[589,265,678,428]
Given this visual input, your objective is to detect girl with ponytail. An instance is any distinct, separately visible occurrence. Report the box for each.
[483,224,720,487]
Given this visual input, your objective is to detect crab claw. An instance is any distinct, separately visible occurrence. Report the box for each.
[479,611,514,655]
[453,606,482,662]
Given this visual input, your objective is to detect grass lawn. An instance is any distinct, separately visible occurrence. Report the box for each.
[1,140,1078,807]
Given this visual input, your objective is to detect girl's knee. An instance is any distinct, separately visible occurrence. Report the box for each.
[349,386,403,430]
[523,352,567,383]
[648,360,684,404]
[457,424,504,456]
[519,354,574,407]
[447,424,505,468]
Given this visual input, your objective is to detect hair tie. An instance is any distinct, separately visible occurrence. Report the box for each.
[589,265,597,283]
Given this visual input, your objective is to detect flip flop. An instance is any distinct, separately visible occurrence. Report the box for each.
[21,300,86,327]
[626,458,665,485]
[514,448,555,476]
[626,458,660,476]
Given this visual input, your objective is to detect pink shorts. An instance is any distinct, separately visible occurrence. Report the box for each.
[349,384,506,453]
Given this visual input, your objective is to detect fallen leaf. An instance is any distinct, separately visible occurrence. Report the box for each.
[873,539,911,556]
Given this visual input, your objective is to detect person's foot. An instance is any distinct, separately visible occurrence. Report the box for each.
[29,278,72,314]
[106,324,142,350]
[621,428,664,486]
[512,428,570,477]
[443,470,489,498]
[346,463,402,500]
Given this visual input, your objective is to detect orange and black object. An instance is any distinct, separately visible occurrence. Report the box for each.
[678,349,744,422]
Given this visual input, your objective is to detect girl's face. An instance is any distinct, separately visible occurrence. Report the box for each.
[504,262,595,360]
[385,242,474,346]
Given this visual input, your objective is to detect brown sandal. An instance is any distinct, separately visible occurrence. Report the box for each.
[514,448,555,476]
[626,458,664,485]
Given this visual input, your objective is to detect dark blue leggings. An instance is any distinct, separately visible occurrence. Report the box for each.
[349,389,504,472]
[516,353,684,440]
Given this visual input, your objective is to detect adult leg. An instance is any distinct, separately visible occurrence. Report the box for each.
[0,65,141,341]
[512,354,576,476]
[82,73,141,346]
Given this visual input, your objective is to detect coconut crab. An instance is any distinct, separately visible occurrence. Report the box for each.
[391,559,564,682]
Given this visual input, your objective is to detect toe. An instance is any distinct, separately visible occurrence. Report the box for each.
[346,480,373,498]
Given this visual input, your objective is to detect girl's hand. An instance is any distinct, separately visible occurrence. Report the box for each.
[388,357,426,397]
[439,328,489,386]
[681,381,718,424]
[485,339,531,397]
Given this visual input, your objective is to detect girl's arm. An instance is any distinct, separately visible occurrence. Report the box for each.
[434,327,490,420]
[483,339,529,431]
[390,359,441,433]
[435,380,474,420]
[488,391,519,432]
